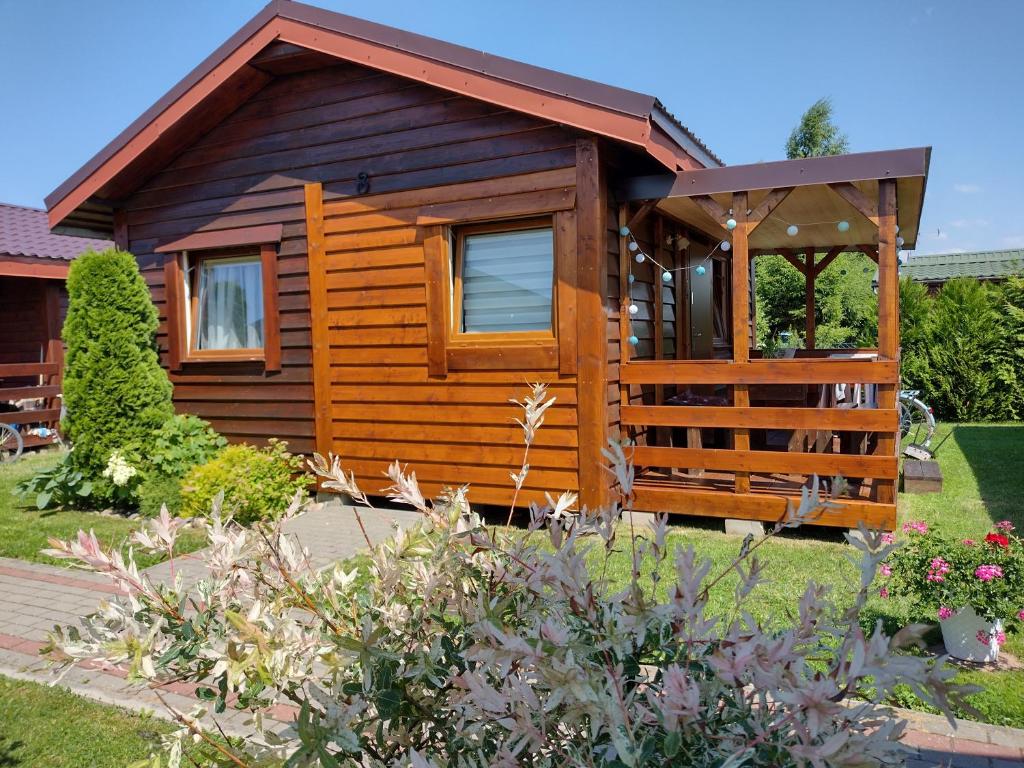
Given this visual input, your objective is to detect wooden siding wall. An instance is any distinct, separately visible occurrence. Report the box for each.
[121,62,579,460]
[0,277,63,366]
[312,164,579,506]
[607,206,680,446]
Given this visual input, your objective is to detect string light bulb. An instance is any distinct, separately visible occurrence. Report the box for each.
[619,226,631,237]
[628,335,639,346]
[726,218,737,230]
[695,265,706,276]
[628,303,639,315]
[635,253,645,263]
[628,241,639,252]
[662,271,672,282]
[627,273,635,284]
[896,236,905,247]
[720,240,731,252]
[837,220,850,233]
[786,224,799,237]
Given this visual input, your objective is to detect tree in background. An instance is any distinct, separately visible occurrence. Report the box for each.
[756,97,871,350]
[898,276,932,393]
[62,249,173,480]
[785,97,849,159]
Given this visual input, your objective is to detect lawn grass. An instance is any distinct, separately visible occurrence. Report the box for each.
[0,675,170,767]
[0,450,206,569]
[572,422,1024,727]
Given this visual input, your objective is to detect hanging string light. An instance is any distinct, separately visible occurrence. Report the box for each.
[620,226,727,347]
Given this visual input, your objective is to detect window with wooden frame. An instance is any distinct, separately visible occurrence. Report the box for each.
[451,218,555,338]
[158,225,281,372]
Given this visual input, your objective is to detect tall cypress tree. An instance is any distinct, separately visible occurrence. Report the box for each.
[62,248,173,478]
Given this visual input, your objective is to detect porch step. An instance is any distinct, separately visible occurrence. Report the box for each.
[902,459,942,494]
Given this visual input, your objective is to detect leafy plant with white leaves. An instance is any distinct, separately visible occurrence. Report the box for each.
[42,385,967,767]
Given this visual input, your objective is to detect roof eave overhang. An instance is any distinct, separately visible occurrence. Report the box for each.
[47,0,713,231]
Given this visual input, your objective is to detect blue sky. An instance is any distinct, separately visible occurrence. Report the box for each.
[2,0,1021,255]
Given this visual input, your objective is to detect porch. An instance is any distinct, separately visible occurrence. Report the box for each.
[614,148,931,530]
[0,275,65,452]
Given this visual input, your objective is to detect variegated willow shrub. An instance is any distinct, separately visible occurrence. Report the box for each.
[43,384,968,767]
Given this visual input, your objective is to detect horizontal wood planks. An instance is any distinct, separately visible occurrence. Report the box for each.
[631,484,896,529]
[621,359,899,385]
[124,60,579,463]
[317,156,579,503]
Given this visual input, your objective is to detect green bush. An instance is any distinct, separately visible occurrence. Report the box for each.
[139,414,227,480]
[179,440,311,524]
[15,452,94,510]
[137,473,184,518]
[62,248,173,479]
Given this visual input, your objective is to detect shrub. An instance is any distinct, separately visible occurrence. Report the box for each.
[42,386,970,768]
[15,452,93,510]
[179,439,310,524]
[137,473,184,518]
[140,414,227,480]
[61,248,173,479]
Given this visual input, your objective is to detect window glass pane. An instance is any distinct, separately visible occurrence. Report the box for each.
[461,227,553,333]
[195,256,264,350]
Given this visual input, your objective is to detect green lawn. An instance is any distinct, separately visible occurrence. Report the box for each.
[0,675,169,767]
[0,450,206,569]
[579,422,1024,727]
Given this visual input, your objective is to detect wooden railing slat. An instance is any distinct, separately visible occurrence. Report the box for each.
[621,404,897,431]
[0,408,61,425]
[0,362,60,377]
[620,359,898,385]
[629,445,898,479]
[0,385,61,400]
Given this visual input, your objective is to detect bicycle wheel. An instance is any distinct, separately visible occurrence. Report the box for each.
[899,396,936,448]
[0,423,23,462]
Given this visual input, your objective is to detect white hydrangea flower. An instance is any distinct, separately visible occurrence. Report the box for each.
[102,451,138,487]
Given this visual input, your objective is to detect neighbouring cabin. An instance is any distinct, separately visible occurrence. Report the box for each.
[901,248,1023,293]
[0,203,109,449]
[46,0,928,529]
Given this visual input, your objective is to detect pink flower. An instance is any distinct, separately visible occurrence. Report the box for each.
[903,521,929,535]
[879,564,892,577]
[926,557,951,582]
[938,606,954,620]
[980,629,1007,646]
[1018,610,1024,622]
[881,532,896,545]
[962,539,976,546]
[975,564,1004,582]
[996,520,1016,533]
[879,587,889,599]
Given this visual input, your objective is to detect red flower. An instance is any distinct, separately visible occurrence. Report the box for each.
[985,532,1010,549]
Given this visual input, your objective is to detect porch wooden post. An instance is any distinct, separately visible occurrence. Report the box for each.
[804,247,816,349]
[42,281,64,426]
[875,178,898,504]
[575,138,610,510]
[732,191,751,494]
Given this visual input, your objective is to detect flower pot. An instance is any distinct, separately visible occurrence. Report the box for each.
[939,606,1004,662]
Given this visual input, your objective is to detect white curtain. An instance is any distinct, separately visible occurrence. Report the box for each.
[196,257,264,349]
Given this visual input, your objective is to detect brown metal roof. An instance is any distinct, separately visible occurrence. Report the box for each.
[46,0,722,234]
[0,202,110,261]
[619,148,931,250]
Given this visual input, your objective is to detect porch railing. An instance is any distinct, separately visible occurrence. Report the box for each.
[0,361,63,448]
[619,357,899,529]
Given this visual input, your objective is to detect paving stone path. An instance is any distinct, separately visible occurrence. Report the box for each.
[1,501,1022,765]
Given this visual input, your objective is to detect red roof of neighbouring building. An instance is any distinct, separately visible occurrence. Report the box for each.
[0,202,110,261]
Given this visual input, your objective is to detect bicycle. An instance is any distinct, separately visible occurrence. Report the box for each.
[0,422,24,462]
[898,389,936,456]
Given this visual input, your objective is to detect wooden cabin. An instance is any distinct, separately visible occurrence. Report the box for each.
[46,0,929,530]
[0,203,109,450]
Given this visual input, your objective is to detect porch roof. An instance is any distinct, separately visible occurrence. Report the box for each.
[620,147,931,251]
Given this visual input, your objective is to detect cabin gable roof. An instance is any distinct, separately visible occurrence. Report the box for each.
[46,0,721,236]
